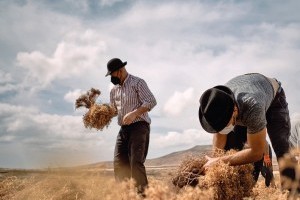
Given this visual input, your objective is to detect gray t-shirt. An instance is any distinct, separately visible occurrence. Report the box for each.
[225,73,274,134]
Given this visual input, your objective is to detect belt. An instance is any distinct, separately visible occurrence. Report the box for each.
[121,120,149,128]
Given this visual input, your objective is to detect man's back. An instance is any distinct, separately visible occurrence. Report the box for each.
[225,73,275,134]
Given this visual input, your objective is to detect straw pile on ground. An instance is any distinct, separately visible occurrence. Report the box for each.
[172,150,255,200]
[75,88,117,131]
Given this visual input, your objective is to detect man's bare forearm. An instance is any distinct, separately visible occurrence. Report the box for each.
[220,148,263,166]
[133,106,149,116]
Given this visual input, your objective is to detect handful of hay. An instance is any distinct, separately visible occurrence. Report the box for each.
[75,88,117,131]
[172,150,255,200]
[172,156,207,188]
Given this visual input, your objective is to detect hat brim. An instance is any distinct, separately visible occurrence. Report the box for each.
[105,61,127,77]
[105,71,112,77]
[198,106,219,133]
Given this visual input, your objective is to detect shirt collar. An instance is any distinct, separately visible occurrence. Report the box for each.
[122,73,130,85]
[115,73,131,88]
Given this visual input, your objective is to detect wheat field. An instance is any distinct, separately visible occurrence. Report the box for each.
[0,165,294,200]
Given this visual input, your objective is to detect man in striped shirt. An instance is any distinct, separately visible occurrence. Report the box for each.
[105,58,157,196]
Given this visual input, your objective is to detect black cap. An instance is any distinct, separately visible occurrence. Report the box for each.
[105,58,127,77]
[198,85,235,133]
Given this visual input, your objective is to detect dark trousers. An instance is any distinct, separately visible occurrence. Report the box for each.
[266,87,291,159]
[114,121,150,192]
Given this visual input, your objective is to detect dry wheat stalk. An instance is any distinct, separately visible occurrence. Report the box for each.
[172,156,207,188]
[75,88,117,131]
[75,88,101,109]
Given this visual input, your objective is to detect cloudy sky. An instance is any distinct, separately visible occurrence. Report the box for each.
[1,0,300,169]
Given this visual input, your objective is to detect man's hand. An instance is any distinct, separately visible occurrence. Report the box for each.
[263,155,272,167]
[122,111,137,125]
[122,107,149,125]
[202,155,220,174]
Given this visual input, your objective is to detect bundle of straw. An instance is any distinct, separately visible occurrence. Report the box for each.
[172,150,255,200]
[75,88,117,131]
[172,156,207,188]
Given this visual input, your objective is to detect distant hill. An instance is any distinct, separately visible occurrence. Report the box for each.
[145,145,212,166]
[81,145,213,169]
[84,144,278,170]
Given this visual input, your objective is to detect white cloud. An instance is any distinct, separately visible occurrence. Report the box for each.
[121,1,246,27]
[163,88,195,116]
[0,71,12,84]
[65,0,89,11]
[0,135,15,142]
[64,89,83,104]
[0,71,18,94]
[16,29,107,88]
[151,129,213,151]
[0,103,38,117]
[100,0,124,7]
[1,0,300,168]
[291,113,300,121]
[0,103,88,139]
[0,102,118,167]
[0,83,19,94]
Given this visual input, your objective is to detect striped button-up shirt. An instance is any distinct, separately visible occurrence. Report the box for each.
[110,74,157,126]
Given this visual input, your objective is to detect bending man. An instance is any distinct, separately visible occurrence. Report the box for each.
[198,73,291,180]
